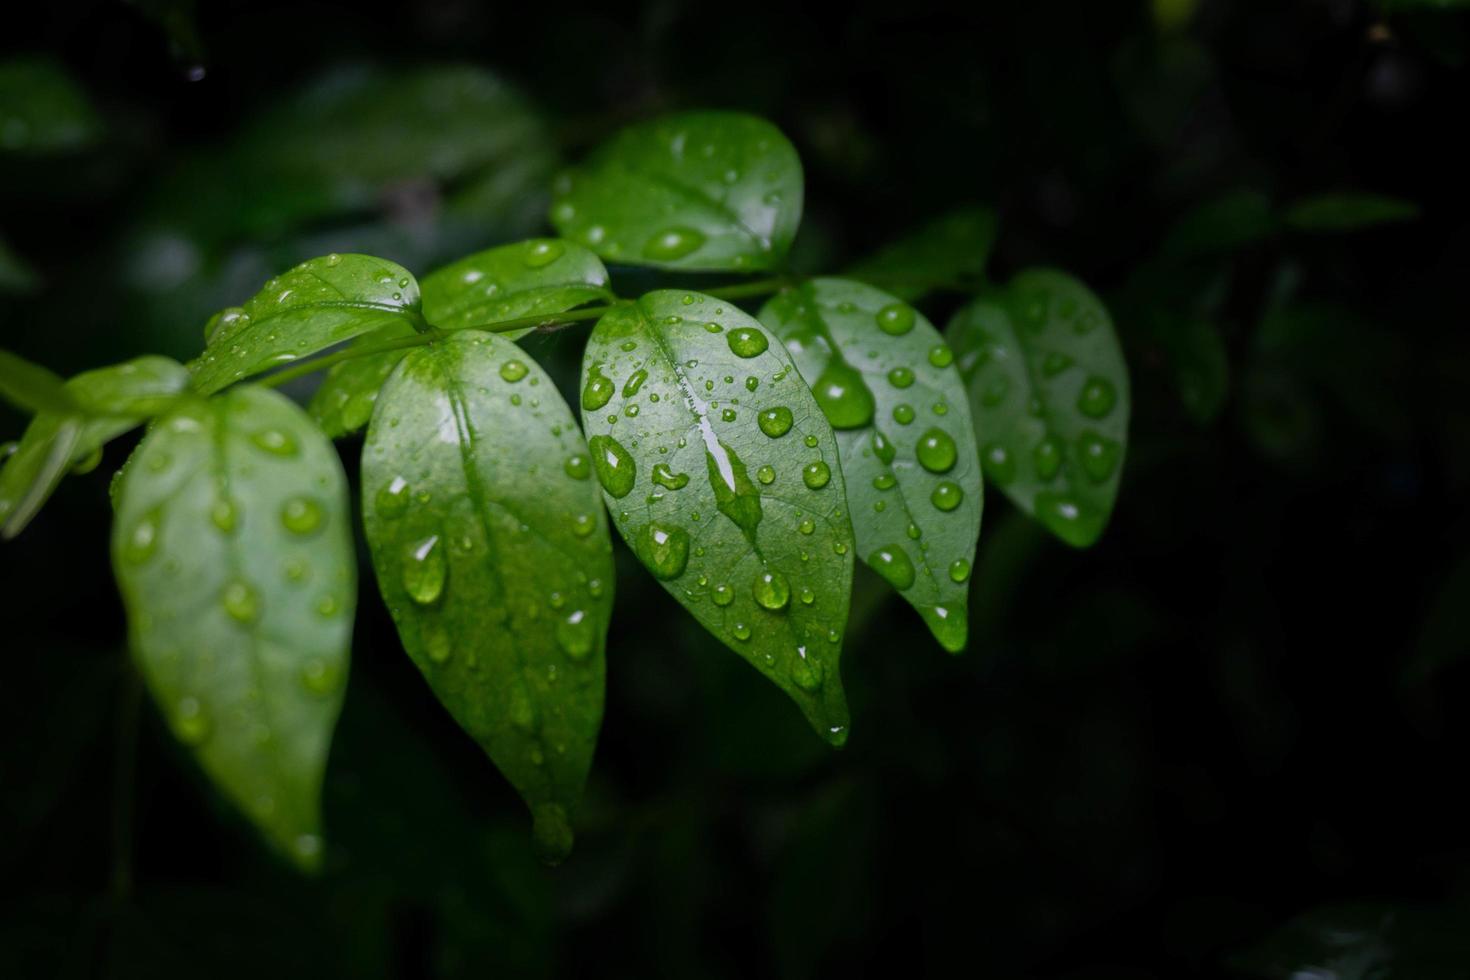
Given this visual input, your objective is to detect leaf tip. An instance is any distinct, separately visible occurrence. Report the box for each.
[531,803,574,866]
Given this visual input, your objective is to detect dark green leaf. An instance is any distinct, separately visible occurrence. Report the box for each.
[948,270,1130,548]
[1142,310,1229,424]
[111,386,355,869]
[580,290,854,743]
[1284,192,1419,231]
[0,349,77,416]
[759,278,982,652]
[551,112,803,272]
[0,56,103,155]
[310,239,612,439]
[846,205,998,301]
[0,234,40,292]
[190,254,423,393]
[1160,188,1277,258]
[0,357,191,538]
[361,332,613,863]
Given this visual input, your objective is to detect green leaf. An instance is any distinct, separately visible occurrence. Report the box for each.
[190,254,423,393]
[846,205,998,301]
[1284,193,1419,232]
[310,239,611,439]
[1142,310,1229,424]
[361,332,613,863]
[111,386,355,870]
[0,56,103,155]
[551,112,803,272]
[0,349,77,416]
[0,357,191,538]
[758,278,982,652]
[948,270,1130,548]
[0,234,40,293]
[581,290,854,743]
[1160,189,1277,258]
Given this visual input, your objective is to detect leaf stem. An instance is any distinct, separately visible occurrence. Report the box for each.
[253,276,795,390]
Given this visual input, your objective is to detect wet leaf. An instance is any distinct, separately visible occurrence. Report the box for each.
[310,239,611,438]
[846,205,997,301]
[948,269,1130,548]
[551,111,803,272]
[189,254,422,393]
[0,349,76,416]
[581,290,854,743]
[0,356,191,538]
[362,331,612,864]
[111,386,355,870]
[759,278,982,652]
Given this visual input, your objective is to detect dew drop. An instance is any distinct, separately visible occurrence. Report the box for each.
[983,443,1017,483]
[758,406,794,438]
[1042,352,1074,377]
[524,240,565,268]
[892,403,915,425]
[1077,430,1121,483]
[887,366,915,389]
[556,609,596,659]
[713,584,735,606]
[1077,377,1118,418]
[589,435,636,498]
[210,497,238,534]
[876,303,916,335]
[752,569,791,611]
[872,430,896,465]
[928,344,955,368]
[949,558,971,583]
[500,359,529,383]
[251,429,298,456]
[402,535,446,604]
[221,578,261,623]
[581,365,615,411]
[915,428,958,473]
[733,622,752,641]
[868,545,917,590]
[376,476,411,517]
[802,460,832,489]
[173,697,210,745]
[564,454,590,480]
[813,361,875,429]
[727,327,769,358]
[281,496,323,535]
[301,658,341,696]
[931,481,964,511]
[643,226,706,261]
[652,462,690,490]
[1033,438,1063,481]
[638,521,690,580]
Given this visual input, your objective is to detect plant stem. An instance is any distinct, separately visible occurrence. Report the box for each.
[253,276,795,390]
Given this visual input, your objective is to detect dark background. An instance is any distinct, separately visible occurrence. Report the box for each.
[4,0,1470,976]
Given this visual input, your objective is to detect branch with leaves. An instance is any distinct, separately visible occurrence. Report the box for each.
[0,110,1130,869]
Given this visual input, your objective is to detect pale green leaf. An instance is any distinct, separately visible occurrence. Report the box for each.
[581,290,854,743]
[111,386,355,869]
[310,239,611,438]
[0,357,191,538]
[362,332,613,863]
[948,270,1130,548]
[759,278,982,652]
[190,254,423,393]
[0,349,77,416]
[551,112,803,272]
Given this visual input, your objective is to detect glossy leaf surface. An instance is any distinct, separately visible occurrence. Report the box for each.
[581,290,854,742]
[310,239,611,438]
[0,357,191,538]
[111,386,355,869]
[362,332,612,863]
[551,112,803,272]
[759,279,982,652]
[190,254,422,393]
[948,269,1130,548]
[847,205,997,301]
[0,349,76,416]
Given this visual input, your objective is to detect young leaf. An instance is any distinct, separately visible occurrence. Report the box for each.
[846,205,997,301]
[309,239,611,438]
[581,290,854,743]
[0,349,77,416]
[190,254,423,393]
[0,356,191,538]
[759,279,982,652]
[111,386,355,870]
[550,112,803,272]
[361,332,613,863]
[948,270,1130,548]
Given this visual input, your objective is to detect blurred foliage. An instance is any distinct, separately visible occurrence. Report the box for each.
[4,0,1470,976]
